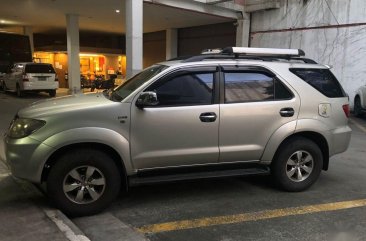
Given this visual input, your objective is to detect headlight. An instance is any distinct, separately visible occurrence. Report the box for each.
[8,118,46,139]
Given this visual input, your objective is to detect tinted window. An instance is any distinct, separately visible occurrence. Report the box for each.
[224,72,293,103]
[224,72,274,103]
[290,68,346,98]
[25,64,55,74]
[275,79,293,99]
[147,73,214,106]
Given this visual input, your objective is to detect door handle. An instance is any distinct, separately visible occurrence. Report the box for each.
[279,108,295,117]
[199,112,217,122]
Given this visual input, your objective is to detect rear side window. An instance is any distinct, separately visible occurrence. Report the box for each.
[25,64,55,74]
[290,68,346,98]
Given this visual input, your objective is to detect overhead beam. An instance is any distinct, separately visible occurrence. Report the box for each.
[194,0,233,4]
[144,0,241,20]
[244,0,280,13]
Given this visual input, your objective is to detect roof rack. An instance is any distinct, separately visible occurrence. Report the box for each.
[181,47,316,64]
[222,47,305,57]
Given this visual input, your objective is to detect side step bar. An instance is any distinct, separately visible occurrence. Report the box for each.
[128,167,270,186]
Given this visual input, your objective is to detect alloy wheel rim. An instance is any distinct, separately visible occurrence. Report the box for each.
[286,150,314,182]
[63,165,106,204]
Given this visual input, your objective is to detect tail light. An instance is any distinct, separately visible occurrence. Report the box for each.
[22,74,29,82]
[342,104,350,118]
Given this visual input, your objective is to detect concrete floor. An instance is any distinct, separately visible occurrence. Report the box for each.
[0,89,366,241]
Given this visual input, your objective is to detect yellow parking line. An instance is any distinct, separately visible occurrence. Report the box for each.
[137,199,366,233]
[350,118,366,133]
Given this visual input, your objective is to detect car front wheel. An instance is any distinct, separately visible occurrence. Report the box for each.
[354,97,363,117]
[271,137,323,192]
[47,149,121,216]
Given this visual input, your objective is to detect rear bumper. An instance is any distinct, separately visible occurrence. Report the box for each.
[23,82,59,91]
[329,125,352,156]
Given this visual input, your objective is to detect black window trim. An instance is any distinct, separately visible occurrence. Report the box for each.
[219,65,294,104]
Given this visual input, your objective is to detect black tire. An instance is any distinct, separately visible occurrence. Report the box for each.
[271,137,323,192]
[47,149,121,217]
[49,89,56,97]
[354,96,363,117]
[16,84,23,97]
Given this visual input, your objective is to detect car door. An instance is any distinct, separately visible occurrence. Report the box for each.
[130,66,220,169]
[219,65,300,163]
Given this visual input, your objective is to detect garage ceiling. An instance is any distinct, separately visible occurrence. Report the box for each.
[0,0,236,34]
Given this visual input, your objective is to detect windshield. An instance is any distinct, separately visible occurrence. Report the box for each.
[111,65,168,101]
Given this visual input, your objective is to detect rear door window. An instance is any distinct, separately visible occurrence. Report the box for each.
[223,71,293,103]
[25,64,55,74]
[290,68,346,98]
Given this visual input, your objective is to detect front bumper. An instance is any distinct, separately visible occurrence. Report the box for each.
[2,135,54,183]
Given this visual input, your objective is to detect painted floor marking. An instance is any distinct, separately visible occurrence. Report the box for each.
[350,118,366,133]
[137,198,366,233]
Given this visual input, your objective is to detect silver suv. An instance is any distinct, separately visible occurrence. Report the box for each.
[2,47,352,216]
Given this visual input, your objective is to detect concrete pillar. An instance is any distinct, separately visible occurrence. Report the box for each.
[23,26,34,56]
[126,0,143,79]
[166,28,178,60]
[236,19,250,47]
[66,14,81,93]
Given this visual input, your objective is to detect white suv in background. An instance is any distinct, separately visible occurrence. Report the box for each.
[1,62,58,97]
[354,85,366,117]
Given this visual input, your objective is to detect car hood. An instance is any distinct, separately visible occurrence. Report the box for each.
[18,92,113,119]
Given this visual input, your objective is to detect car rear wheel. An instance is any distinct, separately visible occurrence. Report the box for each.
[271,137,323,192]
[16,84,23,97]
[0,80,5,91]
[47,149,121,216]
[354,97,363,117]
[48,89,56,97]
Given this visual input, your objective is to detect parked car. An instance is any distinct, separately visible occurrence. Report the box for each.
[2,47,351,216]
[354,85,366,117]
[1,62,58,97]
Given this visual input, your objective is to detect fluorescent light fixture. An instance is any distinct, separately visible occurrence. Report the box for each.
[79,53,99,57]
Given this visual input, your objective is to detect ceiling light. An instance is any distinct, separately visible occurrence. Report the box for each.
[115,9,120,13]
[0,20,5,24]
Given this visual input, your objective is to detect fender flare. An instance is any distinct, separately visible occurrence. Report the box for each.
[41,127,133,177]
[261,119,330,163]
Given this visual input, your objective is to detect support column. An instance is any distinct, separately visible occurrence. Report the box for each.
[126,0,143,79]
[236,19,250,47]
[166,28,177,60]
[66,14,81,93]
[23,26,34,56]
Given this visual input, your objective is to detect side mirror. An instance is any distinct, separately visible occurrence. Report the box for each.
[136,91,159,108]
